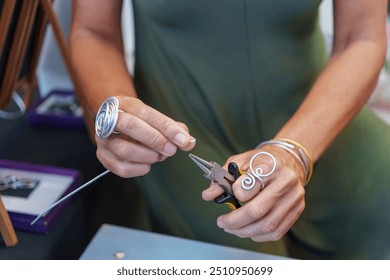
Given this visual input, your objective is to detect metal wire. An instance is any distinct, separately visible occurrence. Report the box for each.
[241,152,276,191]
[95,96,119,139]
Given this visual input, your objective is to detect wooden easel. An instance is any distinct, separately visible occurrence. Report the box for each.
[0,194,17,247]
[0,0,21,248]
[0,0,94,137]
[0,0,95,246]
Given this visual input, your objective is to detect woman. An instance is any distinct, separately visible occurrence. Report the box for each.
[70,0,390,259]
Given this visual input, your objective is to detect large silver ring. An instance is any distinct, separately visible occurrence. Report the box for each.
[241,152,276,191]
[95,97,120,139]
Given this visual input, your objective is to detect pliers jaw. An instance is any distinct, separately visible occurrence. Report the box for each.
[189,153,241,210]
[188,153,213,176]
[189,154,232,193]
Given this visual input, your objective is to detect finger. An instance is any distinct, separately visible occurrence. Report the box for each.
[250,201,304,242]
[202,181,225,201]
[116,112,178,157]
[176,122,196,151]
[96,147,152,178]
[217,169,301,230]
[119,97,195,148]
[221,187,305,238]
[216,184,276,230]
[221,154,249,171]
[103,136,163,164]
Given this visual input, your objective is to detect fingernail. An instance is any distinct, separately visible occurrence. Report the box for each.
[174,133,187,146]
[164,142,177,156]
[190,136,196,143]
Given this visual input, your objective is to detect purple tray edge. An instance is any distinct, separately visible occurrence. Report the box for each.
[27,89,86,130]
[0,159,82,234]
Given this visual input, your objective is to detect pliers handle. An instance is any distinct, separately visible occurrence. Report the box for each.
[189,154,241,211]
[214,162,241,210]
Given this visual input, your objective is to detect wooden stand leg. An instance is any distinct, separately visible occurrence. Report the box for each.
[0,195,18,247]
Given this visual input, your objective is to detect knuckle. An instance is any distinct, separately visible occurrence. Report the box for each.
[160,118,176,136]
[250,236,262,242]
[247,204,266,220]
[133,100,161,124]
[235,192,249,202]
[232,185,246,200]
[149,152,162,163]
[239,227,256,239]
[295,187,306,199]
[114,164,131,178]
[96,148,104,162]
[119,114,137,132]
[128,97,145,112]
[137,104,151,120]
[300,199,306,210]
[282,167,299,183]
[113,142,132,158]
[148,133,164,149]
[96,137,109,149]
[229,230,245,238]
[290,188,306,207]
[116,164,152,178]
[238,232,251,239]
[263,220,277,233]
[236,189,257,203]
[270,230,285,241]
[295,200,306,217]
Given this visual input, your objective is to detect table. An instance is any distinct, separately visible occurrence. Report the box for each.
[80,224,287,260]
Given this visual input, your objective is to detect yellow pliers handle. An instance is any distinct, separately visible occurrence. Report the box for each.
[214,162,242,210]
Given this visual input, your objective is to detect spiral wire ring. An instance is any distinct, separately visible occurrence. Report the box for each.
[241,152,277,191]
[95,97,120,139]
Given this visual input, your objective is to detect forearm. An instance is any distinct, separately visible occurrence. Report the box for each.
[275,39,386,162]
[69,27,136,113]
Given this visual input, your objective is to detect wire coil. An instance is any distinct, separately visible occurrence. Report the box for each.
[241,152,276,191]
[95,97,119,139]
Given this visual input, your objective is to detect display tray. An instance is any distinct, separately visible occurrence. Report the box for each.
[27,89,85,130]
[0,159,82,234]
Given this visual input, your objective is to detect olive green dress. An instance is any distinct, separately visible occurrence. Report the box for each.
[131,0,390,259]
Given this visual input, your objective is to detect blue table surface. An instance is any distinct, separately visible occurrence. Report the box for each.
[80,224,287,260]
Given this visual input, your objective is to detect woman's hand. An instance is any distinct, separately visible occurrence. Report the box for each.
[202,145,306,242]
[95,96,196,178]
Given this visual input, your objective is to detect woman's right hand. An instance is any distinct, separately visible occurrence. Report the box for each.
[95,96,196,178]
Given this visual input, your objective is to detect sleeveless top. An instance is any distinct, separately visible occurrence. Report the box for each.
[131,0,390,259]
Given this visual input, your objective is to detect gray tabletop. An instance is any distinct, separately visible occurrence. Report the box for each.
[80,224,287,260]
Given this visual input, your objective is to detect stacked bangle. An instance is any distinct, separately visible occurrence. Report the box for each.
[256,138,313,186]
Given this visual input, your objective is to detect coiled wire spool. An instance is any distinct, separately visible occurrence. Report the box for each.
[95,97,120,139]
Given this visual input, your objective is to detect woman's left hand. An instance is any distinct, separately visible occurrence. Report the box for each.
[202,145,306,242]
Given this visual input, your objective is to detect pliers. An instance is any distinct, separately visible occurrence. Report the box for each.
[189,153,241,210]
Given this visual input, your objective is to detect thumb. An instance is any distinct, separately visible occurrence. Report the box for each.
[202,182,225,201]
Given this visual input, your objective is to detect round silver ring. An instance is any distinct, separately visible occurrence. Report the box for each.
[95,97,120,139]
